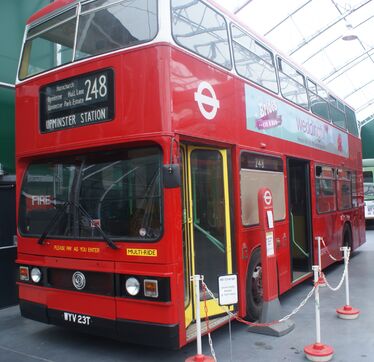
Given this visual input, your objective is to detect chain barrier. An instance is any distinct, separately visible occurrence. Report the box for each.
[201,281,318,328]
[322,247,351,292]
[200,246,350,328]
[193,238,352,362]
[202,283,217,362]
[320,237,344,262]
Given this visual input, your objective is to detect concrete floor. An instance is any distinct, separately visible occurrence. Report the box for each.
[1,229,374,362]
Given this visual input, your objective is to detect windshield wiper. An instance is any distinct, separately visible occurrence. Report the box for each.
[74,201,118,250]
[38,201,70,245]
[38,200,118,250]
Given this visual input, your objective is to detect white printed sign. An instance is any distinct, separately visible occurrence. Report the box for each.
[266,210,274,229]
[266,231,275,257]
[218,274,238,306]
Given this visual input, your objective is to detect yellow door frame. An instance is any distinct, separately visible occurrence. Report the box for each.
[183,145,233,325]
[181,145,193,327]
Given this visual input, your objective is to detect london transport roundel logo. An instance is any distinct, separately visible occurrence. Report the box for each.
[72,271,86,290]
[264,190,272,206]
[194,81,220,120]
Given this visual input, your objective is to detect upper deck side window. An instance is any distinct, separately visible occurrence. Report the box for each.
[19,0,158,80]
[231,24,278,94]
[277,57,308,109]
[346,106,359,136]
[170,0,232,70]
[329,95,347,130]
[307,78,330,122]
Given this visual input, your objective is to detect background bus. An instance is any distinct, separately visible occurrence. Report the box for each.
[16,0,365,349]
[363,159,374,221]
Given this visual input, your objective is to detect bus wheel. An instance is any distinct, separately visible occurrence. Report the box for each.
[245,248,263,321]
[342,224,352,258]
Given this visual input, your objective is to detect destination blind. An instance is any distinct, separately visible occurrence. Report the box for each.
[39,68,114,133]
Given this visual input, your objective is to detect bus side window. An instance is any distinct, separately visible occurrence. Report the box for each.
[307,79,330,122]
[337,169,352,210]
[277,57,309,110]
[171,0,232,70]
[231,24,278,94]
[240,152,285,226]
[315,165,336,214]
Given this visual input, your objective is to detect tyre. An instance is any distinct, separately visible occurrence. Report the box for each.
[341,224,352,259]
[245,248,263,321]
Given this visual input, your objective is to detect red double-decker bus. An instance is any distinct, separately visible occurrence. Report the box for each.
[16,0,365,349]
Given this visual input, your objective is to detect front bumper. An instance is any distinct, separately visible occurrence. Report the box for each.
[19,299,180,349]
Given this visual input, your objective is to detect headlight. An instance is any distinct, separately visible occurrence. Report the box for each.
[31,267,42,283]
[125,277,140,296]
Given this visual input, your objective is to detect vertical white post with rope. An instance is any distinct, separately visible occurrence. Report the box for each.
[336,247,360,319]
[304,266,334,362]
[185,275,215,362]
[316,237,326,287]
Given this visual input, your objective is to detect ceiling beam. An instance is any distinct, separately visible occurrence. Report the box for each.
[322,49,374,83]
[289,0,371,55]
[234,0,254,15]
[263,1,312,36]
[301,14,374,65]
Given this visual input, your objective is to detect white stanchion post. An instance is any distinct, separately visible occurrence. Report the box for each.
[317,237,322,276]
[185,275,214,362]
[304,266,334,362]
[195,275,202,356]
[336,247,360,320]
[316,237,326,287]
[344,247,350,307]
[314,266,321,345]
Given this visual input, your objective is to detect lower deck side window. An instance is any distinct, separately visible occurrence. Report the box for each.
[240,152,285,226]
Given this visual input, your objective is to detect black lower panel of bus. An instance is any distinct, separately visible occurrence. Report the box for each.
[19,300,179,349]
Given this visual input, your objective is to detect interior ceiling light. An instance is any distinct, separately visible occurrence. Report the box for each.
[342,23,358,41]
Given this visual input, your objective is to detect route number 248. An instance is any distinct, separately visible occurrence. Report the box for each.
[84,74,107,101]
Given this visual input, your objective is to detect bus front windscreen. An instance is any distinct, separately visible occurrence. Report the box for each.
[19,0,158,80]
[19,147,162,242]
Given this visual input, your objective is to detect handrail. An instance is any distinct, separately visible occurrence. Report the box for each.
[0,82,15,89]
[290,211,309,257]
[194,223,225,253]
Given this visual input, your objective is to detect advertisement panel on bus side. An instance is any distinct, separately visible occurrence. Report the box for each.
[245,84,349,158]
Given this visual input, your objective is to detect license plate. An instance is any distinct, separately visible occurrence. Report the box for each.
[63,312,91,326]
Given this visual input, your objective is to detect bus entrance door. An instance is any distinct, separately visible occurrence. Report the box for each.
[181,146,233,328]
[287,158,313,282]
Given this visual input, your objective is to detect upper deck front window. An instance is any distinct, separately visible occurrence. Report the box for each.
[19,0,158,80]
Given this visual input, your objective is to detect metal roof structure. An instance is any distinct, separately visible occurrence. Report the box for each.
[220,0,374,130]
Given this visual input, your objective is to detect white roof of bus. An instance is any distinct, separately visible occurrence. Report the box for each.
[363,159,374,167]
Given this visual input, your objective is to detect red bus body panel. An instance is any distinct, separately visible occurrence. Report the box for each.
[16,14,365,346]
